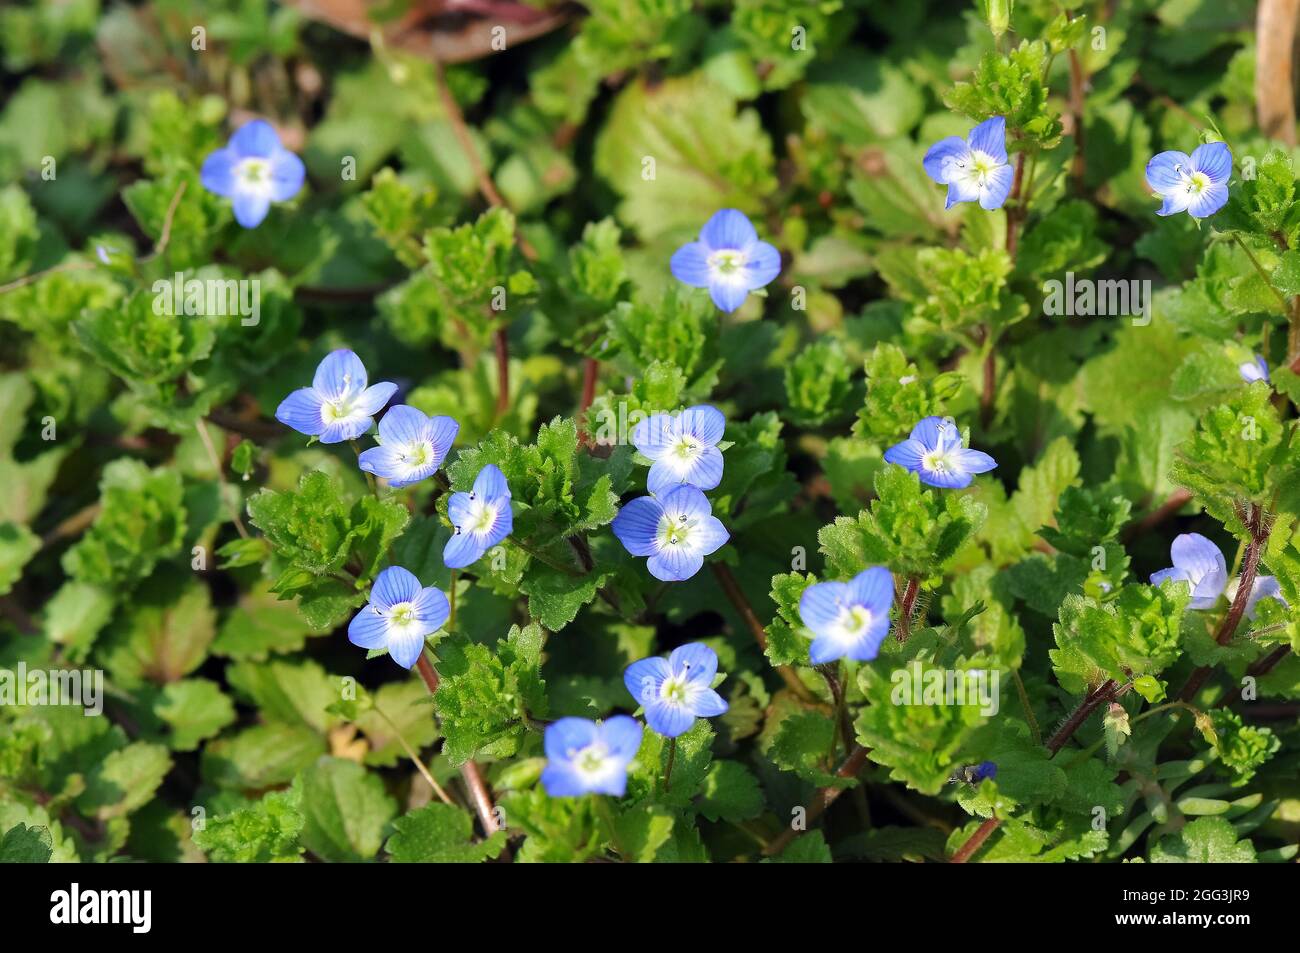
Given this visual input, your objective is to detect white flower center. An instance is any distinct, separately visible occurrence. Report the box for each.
[569,742,610,779]
[659,513,695,548]
[954,150,999,189]
[922,449,957,475]
[323,397,357,422]
[660,675,693,706]
[386,600,422,640]
[398,440,434,470]
[236,157,273,194]
[708,249,748,277]
[836,604,872,639]
[460,497,498,535]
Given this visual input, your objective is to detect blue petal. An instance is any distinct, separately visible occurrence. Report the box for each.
[229,119,282,158]
[799,581,849,634]
[708,275,750,312]
[691,515,729,558]
[883,438,926,471]
[268,149,306,201]
[1170,533,1226,585]
[1186,183,1228,219]
[376,404,429,445]
[199,148,237,197]
[358,445,404,481]
[446,492,474,529]
[908,416,948,449]
[612,496,663,557]
[319,415,374,444]
[413,586,450,631]
[231,189,272,229]
[544,717,599,761]
[314,349,368,400]
[979,163,1015,210]
[809,634,847,665]
[918,466,973,489]
[645,698,695,737]
[472,463,510,501]
[371,565,423,611]
[699,208,758,250]
[922,136,970,184]
[1191,142,1232,185]
[632,412,675,459]
[443,529,487,569]
[1149,566,1190,588]
[427,415,460,463]
[484,505,512,548]
[679,405,726,445]
[347,606,389,650]
[539,763,588,797]
[1157,191,1193,217]
[600,715,644,763]
[742,240,782,289]
[1245,576,1285,618]
[1145,151,1193,195]
[846,612,891,661]
[387,628,426,670]
[624,657,671,708]
[968,116,1007,164]
[670,241,712,287]
[647,547,704,582]
[691,688,728,718]
[954,448,998,475]
[669,642,718,684]
[646,445,723,494]
[657,484,712,522]
[354,382,398,417]
[275,387,325,436]
[847,566,894,614]
[945,177,981,208]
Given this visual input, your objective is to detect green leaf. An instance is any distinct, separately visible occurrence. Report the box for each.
[298,757,397,863]
[0,823,53,863]
[154,678,236,751]
[385,803,507,863]
[194,780,306,863]
[1149,816,1257,863]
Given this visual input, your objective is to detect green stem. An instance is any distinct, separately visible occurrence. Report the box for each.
[1231,234,1290,315]
[351,440,378,497]
[664,737,677,792]
[593,796,626,860]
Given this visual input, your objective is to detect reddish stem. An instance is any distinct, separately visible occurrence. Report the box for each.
[950,817,1001,864]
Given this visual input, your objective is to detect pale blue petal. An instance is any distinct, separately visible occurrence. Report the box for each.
[371,565,422,611]
[648,445,723,494]
[647,546,704,581]
[923,136,970,184]
[909,416,947,448]
[354,382,398,417]
[539,764,587,797]
[319,415,373,444]
[669,642,718,684]
[742,241,782,289]
[670,242,712,288]
[199,148,237,197]
[979,163,1014,210]
[883,438,926,471]
[358,444,404,481]
[632,413,675,459]
[426,415,460,462]
[679,405,726,445]
[809,634,847,665]
[600,715,644,763]
[847,566,894,614]
[645,698,695,737]
[446,492,474,528]
[919,465,972,489]
[376,404,429,445]
[624,657,671,708]
[1245,576,1286,619]
[967,116,1007,164]
[945,176,981,208]
[1191,142,1232,185]
[954,447,998,475]
[1171,533,1226,587]
[658,484,712,522]
[544,718,598,761]
[484,505,512,548]
[314,349,368,400]
[232,189,271,228]
[846,613,892,662]
[690,515,729,558]
[387,628,426,670]
[799,581,849,634]
[1149,567,1191,588]
[1186,182,1228,219]
[1157,191,1193,216]
[708,275,750,312]
[472,463,509,501]
[612,496,663,557]
[1146,151,1193,195]
[268,149,306,201]
[412,586,450,631]
[691,688,728,718]
[347,606,389,650]
[275,387,325,436]
[229,119,281,158]
[699,208,758,250]
[443,529,487,569]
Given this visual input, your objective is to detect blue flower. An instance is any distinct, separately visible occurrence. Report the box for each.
[200,119,306,228]
[275,349,398,444]
[443,463,512,568]
[358,405,459,488]
[883,417,997,489]
[1240,354,1269,383]
[797,566,894,664]
[611,485,729,582]
[1242,576,1288,620]
[631,405,725,495]
[347,566,450,669]
[669,209,781,313]
[540,716,643,797]
[972,760,998,782]
[1145,142,1232,219]
[624,643,728,738]
[1149,533,1228,610]
[922,116,1014,210]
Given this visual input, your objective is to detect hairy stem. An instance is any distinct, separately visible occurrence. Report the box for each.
[896,577,921,642]
[950,816,1001,864]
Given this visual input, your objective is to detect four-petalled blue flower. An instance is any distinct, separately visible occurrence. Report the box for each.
[275,349,397,444]
[797,566,895,664]
[624,642,728,738]
[540,716,643,797]
[358,405,459,488]
[1240,354,1269,383]
[632,405,726,495]
[1145,142,1232,219]
[611,485,729,582]
[444,464,513,568]
[347,566,450,669]
[200,119,306,228]
[670,209,781,313]
[923,116,1014,210]
[883,417,997,489]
